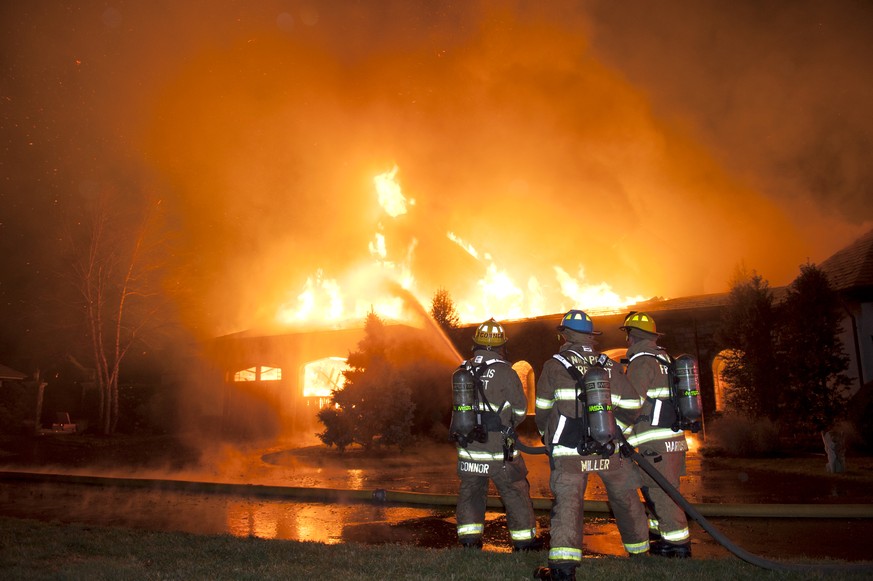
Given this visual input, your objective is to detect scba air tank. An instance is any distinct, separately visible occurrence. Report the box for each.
[674,354,703,425]
[582,366,616,446]
[449,365,477,442]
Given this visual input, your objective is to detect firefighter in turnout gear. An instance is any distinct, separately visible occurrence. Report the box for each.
[533,310,650,581]
[452,319,539,551]
[621,312,692,558]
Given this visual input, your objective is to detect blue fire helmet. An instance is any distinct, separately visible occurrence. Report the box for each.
[557,309,601,335]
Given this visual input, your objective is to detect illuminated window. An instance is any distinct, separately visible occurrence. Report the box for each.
[232,366,283,382]
[303,357,348,399]
[234,367,258,382]
[260,366,282,381]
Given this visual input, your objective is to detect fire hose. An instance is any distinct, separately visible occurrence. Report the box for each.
[510,427,873,574]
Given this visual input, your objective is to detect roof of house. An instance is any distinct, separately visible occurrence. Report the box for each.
[629,293,730,313]
[624,229,873,315]
[817,228,873,292]
[0,363,27,381]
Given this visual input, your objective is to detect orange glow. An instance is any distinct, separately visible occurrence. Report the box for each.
[233,366,282,382]
[303,356,348,398]
[276,270,345,325]
[226,501,343,544]
[373,165,414,218]
[686,432,701,454]
[274,165,653,329]
[275,167,424,327]
[130,5,869,342]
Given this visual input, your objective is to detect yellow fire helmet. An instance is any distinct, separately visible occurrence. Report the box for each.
[620,311,662,335]
[473,318,507,347]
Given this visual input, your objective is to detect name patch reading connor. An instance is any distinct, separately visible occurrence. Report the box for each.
[459,461,490,474]
[580,458,610,472]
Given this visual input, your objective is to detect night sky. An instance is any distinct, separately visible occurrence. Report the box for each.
[2,1,872,363]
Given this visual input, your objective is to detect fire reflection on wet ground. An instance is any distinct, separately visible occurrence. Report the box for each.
[0,479,620,554]
[3,478,872,562]
[0,480,452,546]
[2,440,873,562]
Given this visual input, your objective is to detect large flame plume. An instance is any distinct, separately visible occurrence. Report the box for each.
[274,166,646,329]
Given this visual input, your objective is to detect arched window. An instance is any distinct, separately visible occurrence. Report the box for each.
[232,365,283,382]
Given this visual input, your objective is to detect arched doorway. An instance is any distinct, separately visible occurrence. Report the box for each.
[512,360,536,415]
[712,349,738,412]
[302,356,348,409]
[292,356,349,441]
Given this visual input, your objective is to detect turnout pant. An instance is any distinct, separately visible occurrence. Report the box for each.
[456,456,537,548]
[546,455,589,567]
[638,450,690,545]
[597,456,649,555]
[548,454,649,566]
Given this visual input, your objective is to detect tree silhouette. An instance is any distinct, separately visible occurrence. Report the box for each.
[716,269,783,420]
[67,196,167,435]
[779,262,851,434]
[317,311,414,451]
[430,287,460,330]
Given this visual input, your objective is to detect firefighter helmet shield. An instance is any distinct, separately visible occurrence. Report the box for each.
[620,311,662,335]
[473,318,507,347]
[557,309,601,335]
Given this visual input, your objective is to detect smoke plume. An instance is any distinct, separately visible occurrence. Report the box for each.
[2,1,871,341]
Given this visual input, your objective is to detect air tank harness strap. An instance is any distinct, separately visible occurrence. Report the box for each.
[551,352,583,418]
[471,358,506,432]
[627,352,678,429]
[471,359,516,462]
[548,351,611,451]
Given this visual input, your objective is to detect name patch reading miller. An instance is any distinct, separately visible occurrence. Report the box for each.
[580,458,611,472]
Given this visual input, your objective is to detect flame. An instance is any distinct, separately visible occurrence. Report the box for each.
[373,165,414,218]
[445,233,644,322]
[276,166,422,327]
[276,270,345,324]
[303,356,348,399]
[276,165,650,329]
[554,266,646,315]
[447,231,479,259]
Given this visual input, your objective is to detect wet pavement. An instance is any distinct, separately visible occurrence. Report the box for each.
[1,434,872,563]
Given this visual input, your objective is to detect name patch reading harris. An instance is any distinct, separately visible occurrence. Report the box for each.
[459,461,490,475]
[665,440,688,453]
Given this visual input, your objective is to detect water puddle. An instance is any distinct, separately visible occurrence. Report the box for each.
[4,478,872,562]
[2,441,873,563]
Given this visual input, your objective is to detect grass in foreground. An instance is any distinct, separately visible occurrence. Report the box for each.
[1,517,869,581]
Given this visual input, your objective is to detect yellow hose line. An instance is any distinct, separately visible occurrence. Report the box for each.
[2,470,872,518]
